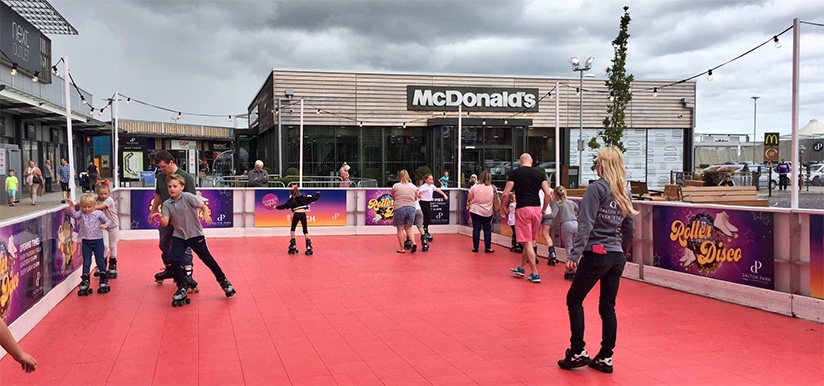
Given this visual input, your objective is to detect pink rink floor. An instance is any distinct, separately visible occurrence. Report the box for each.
[1,234,822,385]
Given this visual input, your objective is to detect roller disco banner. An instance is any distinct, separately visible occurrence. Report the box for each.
[130,189,234,229]
[810,214,824,299]
[254,189,346,227]
[365,189,395,226]
[652,206,774,289]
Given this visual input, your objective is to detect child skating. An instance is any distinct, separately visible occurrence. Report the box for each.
[541,198,558,266]
[547,186,579,279]
[67,194,113,296]
[5,169,18,206]
[275,186,320,255]
[151,174,236,307]
[506,193,523,253]
[95,182,120,278]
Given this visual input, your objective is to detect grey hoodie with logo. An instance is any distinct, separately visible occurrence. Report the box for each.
[567,178,635,263]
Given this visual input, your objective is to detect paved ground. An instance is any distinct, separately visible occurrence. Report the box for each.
[759,185,824,208]
[0,190,70,222]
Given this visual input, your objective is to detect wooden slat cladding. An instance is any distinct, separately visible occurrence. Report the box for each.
[268,70,695,129]
[118,120,232,139]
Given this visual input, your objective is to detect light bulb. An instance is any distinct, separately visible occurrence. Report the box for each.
[576,88,580,97]
[32,71,39,82]
[402,122,406,128]
[652,87,658,98]
[773,36,781,49]
[10,64,17,76]
[707,69,714,81]
[126,97,130,104]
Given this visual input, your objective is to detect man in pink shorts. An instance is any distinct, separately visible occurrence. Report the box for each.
[500,153,554,283]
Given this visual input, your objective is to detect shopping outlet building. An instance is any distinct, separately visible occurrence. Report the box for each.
[245,70,696,188]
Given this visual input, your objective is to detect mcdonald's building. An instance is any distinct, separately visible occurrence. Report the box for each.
[245,70,697,188]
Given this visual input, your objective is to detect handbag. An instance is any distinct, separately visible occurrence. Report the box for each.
[32,175,42,184]
[492,187,502,212]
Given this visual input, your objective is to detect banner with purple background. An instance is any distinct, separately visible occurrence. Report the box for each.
[255,189,346,227]
[653,206,774,289]
[365,189,395,226]
[50,210,82,288]
[0,217,46,325]
[810,214,824,299]
[130,189,234,229]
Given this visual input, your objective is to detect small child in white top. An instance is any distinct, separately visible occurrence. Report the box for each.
[95,183,120,278]
[67,194,112,295]
[507,193,523,252]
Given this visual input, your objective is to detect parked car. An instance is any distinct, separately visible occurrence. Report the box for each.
[807,163,824,186]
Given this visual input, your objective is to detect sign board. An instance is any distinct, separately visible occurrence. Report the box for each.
[0,3,42,75]
[764,147,779,163]
[172,140,195,150]
[764,132,780,147]
[814,142,823,152]
[407,85,539,112]
[122,137,145,150]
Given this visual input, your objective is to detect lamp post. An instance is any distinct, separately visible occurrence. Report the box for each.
[571,56,594,172]
[751,96,759,164]
[277,90,294,176]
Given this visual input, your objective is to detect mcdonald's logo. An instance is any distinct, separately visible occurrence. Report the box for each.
[764,132,780,146]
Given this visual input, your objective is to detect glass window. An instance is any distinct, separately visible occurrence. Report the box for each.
[385,127,425,185]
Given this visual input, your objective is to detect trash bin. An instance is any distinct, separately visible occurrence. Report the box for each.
[568,166,580,189]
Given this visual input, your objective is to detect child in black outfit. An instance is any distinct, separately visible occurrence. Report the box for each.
[276,186,321,254]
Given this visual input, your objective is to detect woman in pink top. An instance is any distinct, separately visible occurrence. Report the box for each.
[467,170,496,253]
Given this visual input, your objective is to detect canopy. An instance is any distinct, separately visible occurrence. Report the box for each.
[799,118,824,137]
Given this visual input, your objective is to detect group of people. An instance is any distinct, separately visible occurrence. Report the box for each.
[3,158,99,207]
[390,170,449,253]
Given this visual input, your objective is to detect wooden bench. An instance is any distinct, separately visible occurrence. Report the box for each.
[629,180,665,201]
[565,187,587,197]
[683,180,705,187]
[680,186,769,207]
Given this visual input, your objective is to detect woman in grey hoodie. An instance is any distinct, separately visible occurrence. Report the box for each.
[557,146,637,374]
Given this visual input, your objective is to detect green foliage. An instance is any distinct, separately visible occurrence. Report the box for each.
[588,5,634,169]
[280,167,303,185]
[414,166,433,186]
[285,167,300,176]
[702,170,722,186]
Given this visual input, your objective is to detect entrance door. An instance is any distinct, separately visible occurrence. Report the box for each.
[460,148,482,187]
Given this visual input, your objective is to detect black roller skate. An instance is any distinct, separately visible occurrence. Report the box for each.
[423,226,433,242]
[97,272,111,294]
[219,278,237,298]
[547,246,558,266]
[185,267,199,293]
[77,274,93,296]
[107,257,118,279]
[305,239,313,255]
[564,268,576,280]
[288,238,298,254]
[404,236,412,250]
[171,286,191,307]
[154,265,174,286]
[421,238,429,252]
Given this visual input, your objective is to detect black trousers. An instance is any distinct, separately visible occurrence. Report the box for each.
[566,251,626,358]
[291,212,308,234]
[171,236,226,286]
[420,200,432,228]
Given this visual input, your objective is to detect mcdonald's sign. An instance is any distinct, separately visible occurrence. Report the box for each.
[764,132,780,147]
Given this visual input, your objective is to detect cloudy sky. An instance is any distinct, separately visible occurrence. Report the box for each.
[48,0,824,139]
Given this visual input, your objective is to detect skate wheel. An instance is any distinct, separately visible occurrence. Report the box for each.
[305,251,313,255]
[156,280,163,286]
[109,273,118,279]
[185,298,191,304]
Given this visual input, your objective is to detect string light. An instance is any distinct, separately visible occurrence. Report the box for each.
[98,108,104,116]
[316,109,320,115]
[576,87,580,96]
[177,112,182,120]
[89,107,94,116]
[707,69,713,81]
[10,64,16,76]
[358,121,363,127]
[229,115,232,122]
[482,120,486,126]
[51,65,59,76]
[504,119,508,125]
[81,96,87,104]
[31,71,39,83]
[126,97,130,104]
[402,122,406,128]
[609,91,615,102]
[773,35,781,48]
[652,87,658,98]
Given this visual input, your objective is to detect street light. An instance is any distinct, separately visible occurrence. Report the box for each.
[571,56,594,172]
[751,96,759,163]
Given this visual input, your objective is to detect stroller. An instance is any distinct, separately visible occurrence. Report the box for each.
[79,172,93,192]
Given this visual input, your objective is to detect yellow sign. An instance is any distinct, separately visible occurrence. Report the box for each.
[764,132,780,147]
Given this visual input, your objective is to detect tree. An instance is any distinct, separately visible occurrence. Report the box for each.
[588,5,634,168]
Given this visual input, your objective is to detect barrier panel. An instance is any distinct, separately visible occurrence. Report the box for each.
[4,187,822,347]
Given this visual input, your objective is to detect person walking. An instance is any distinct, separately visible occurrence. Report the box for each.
[776,158,790,191]
[557,146,637,374]
[547,186,579,277]
[148,150,198,291]
[23,161,43,206]
[43,160,54,193]
[5,169,18,206]
[58,158,72,204]
[499,153,552,284]
[247,160,269,187]
[339,162,351,187]
[87,162,99,191]
[467,170,496,253]
[391,169,420,253]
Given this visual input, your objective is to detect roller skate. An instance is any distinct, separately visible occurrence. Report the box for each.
[185,267,199,293]
[219,278,237,298]
[288,238,298,254]
[305,239,313,255]
[77,274,93,296]
[547,246,558,266]
[423,227,433,242]
[107,257,118,279]
[563,268,576,280]
[421,238,429,252]
[171,286,191,307]
[404,236,412,250]
[154,265,174,286]
[97,272,111,294]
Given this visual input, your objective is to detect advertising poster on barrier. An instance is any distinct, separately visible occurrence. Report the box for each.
[429,193,450,225]
[810,214,824,299]
[652,206,774,289]
[461,191,470,225]
[254,189,345,227]
[364,189,395,226]
[51,210,82,288]
[0,217,45,325]
[130,189,234,229]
